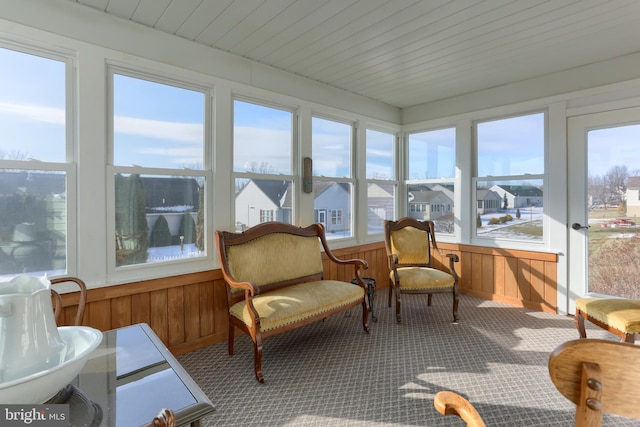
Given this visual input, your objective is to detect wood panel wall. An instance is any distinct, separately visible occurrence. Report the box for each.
[57,241,558,355]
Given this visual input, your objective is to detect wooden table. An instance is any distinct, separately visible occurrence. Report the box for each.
[68,323,215,426]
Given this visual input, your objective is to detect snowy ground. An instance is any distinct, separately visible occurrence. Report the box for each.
[477,207,544,240]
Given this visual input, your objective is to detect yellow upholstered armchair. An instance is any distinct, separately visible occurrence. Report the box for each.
[384,217,459,323]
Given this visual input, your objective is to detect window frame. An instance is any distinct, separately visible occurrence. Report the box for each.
[365,127,398,236]
[231,96,298,229]
[471,110,548,247]
[404,126,457,237]
[311,114,356,241]
[0,42,77,279]
[106,65,213,280]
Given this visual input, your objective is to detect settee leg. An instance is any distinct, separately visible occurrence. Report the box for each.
[254,334,264,383]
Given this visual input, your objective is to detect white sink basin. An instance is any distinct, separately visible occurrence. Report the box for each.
[0,326,102,404]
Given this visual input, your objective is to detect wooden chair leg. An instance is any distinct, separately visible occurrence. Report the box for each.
[388,279,393,307]
[575,311,588,339]
[253,334,264,383]
[362,300,370,333]
[452,292,459,323]
[427,293,433,306]
[228,321,235,355]
[395,287,402,323]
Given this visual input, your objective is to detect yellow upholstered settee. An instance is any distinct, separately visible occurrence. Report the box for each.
[215,222,370,383]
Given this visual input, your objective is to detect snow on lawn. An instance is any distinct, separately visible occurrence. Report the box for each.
[477,207,543,240]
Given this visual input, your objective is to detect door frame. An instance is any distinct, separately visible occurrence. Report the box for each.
[567,106,640,313]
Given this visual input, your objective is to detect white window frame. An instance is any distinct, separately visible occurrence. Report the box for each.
[0,41,78,279]
[106,65,213,281]
[471,110,548,248]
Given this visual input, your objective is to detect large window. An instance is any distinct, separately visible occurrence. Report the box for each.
[406,128,456,234]
[474,112,545,242]
[366,129,396,234]
[233,100,294,230]
[110,72,207,268]
[312,117,354,239]
[0,46,71,279]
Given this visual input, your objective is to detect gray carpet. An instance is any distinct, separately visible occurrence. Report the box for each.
[178,293,640,426]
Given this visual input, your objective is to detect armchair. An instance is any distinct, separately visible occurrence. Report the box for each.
[384,217,459,323]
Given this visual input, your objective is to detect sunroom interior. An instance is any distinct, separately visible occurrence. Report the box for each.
[2,0,640,425]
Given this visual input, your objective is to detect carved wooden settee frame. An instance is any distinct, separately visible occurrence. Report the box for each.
[215,222,370,382]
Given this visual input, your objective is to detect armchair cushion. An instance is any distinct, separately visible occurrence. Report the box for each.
[575,297,640,334]
[391,267,455,290]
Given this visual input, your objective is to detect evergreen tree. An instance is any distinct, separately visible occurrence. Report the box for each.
[502,193,508,210]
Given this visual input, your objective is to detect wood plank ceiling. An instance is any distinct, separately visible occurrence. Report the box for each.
[66,0,640,108]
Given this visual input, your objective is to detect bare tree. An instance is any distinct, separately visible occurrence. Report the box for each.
[604,164,629,205]
[0,149,30,160]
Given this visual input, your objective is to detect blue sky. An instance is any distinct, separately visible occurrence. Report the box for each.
[2,46,640,181]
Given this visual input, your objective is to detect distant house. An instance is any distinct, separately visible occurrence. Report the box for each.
[407,189,453,221]
[489,185,543,209]
[477,189,502,214]
[314,182,351,234]
[626,176,640,217]
[367,183,394,232]
[235,180,292,230]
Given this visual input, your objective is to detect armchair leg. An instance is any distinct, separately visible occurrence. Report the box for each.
[388,279,393,307]
[428,293,433,306]
[396,289,402,323]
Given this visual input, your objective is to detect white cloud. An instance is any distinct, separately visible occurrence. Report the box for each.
[0,102,64,124]
[114,116,202,143]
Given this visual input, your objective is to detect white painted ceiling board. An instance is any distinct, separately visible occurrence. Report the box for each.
[63,0,640,108]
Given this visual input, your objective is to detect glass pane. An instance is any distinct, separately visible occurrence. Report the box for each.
[312,117,352,178]
[367,183,395,234]
[477,113,544,177]
[115,174,204,267]
[587,124,640,298]
[0,48,65,162]
[407,183,454,234]
[233,100,292,174]
[476,179,543,241]
[408,128,455,180]
[113,74,204,169]
[235,178,292,231]
[313,181,351,239]
[0,170,67,278]
[366,129,394,179]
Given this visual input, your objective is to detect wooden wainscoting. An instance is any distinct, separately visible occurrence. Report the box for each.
[56,241,558,354]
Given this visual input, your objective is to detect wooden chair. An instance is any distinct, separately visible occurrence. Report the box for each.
[383,217,459,323]
[434,391,486,427]
[435,339,640,427]
[574,297,640,342]
[50,276,87,326]
[548,339,640,426]
[145,409,175,427]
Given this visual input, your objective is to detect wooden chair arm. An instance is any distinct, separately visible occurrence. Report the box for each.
[434,391,486,427]
[146,408,175,427]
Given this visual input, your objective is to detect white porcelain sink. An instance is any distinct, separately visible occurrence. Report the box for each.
[0,326,102,404]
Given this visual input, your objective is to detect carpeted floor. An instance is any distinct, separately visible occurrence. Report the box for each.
[178,293,640,426]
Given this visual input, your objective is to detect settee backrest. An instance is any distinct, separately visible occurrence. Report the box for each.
[216,222,326,296]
